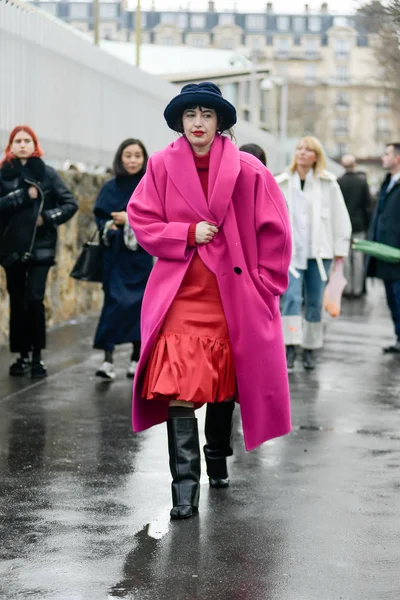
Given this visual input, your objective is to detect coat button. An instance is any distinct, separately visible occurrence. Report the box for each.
[234,267,242,274]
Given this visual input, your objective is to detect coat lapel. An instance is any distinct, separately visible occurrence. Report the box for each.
[163,136,210,221]
[163,135,241,226]
[208,135,240,226]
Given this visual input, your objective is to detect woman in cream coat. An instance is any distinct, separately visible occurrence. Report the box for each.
[276,136,352,370]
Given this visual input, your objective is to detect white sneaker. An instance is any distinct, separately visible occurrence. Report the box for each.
[126,360,138,378]
[95,361,116,380]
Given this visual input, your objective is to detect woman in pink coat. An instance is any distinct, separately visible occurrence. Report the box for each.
[127,82,292,520]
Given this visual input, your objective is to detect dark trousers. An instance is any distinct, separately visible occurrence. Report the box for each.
[384,279,400,341]
[5,262,51,353]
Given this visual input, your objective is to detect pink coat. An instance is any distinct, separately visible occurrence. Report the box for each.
[127,134,292,451]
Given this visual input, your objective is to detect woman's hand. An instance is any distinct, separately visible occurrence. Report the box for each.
[111,211,127,226]
[28,186,38,199]
[195,221,218,245]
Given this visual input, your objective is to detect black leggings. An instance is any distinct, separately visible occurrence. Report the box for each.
[5,261,50,353]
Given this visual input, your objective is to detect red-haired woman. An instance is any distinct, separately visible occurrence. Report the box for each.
[0,126,77,378]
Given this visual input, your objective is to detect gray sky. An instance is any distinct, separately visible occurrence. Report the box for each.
[139,0,365,13]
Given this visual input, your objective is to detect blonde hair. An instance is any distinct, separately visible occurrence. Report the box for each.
[289,136,327,176]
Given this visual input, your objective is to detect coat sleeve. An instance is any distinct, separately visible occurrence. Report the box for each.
[127,156,192,261]
[41,168,78,228]
[0,183,30,215]
[93,182,113,235]
[362,179,373,230]
[330,180,352,257]
[255,169,292,296]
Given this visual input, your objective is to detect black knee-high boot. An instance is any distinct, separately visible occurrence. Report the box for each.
[167,415,201,520]
[204,400,234,488]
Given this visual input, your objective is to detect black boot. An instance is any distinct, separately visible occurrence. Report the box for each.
[303,349,315,370]
[9,354,31,376]
[167,417,201,520]
[204,401,234,488]
[286,345,296,370]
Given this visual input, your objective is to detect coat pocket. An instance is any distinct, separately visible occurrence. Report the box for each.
[250,269,279,321]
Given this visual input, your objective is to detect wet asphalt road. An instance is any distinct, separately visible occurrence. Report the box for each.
[0,283,399,600]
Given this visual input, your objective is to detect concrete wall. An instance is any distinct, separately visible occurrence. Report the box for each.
[0,0,176,167]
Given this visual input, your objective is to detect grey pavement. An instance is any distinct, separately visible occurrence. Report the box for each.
[0,283,399,600]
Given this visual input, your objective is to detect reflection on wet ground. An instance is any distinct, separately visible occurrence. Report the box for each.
[0,285,399,599]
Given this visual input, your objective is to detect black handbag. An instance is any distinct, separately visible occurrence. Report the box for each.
[70,229,103,283]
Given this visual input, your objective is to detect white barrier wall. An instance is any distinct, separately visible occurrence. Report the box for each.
[0,0,179,167]
[0,0,284,170]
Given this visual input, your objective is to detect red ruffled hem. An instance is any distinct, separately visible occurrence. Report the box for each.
[142,332,237,403]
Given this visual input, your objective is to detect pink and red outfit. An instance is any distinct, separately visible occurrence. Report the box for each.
[128,134,292,451]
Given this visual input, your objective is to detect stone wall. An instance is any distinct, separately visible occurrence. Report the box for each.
[0,171,108,347]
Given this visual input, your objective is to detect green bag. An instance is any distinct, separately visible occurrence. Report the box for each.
[352,238,400,263]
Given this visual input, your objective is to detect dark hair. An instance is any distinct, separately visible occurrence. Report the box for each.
[387,142,400,156]
[239,143,267,166]
[174,104,234,138]
[112,138,148,177]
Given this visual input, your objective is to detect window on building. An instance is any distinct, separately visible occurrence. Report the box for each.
[219,13,235,26]
[190,14,206,29]
[243,109,250,122]
[177,14,188,28]
[305,64,316,83]
[99,4,117,19]
[305,38,319,57]
[293,17,305,32]
[335,142,348,156]
[334,117,348,134]
[333,17,349,27]
[244,81,251,104]
[222,82,238,106]
[219,37,235,50]
[160,13,176,25]
[305,90,316,106]
[42,3,58,16]
[246,14,265,31]
[276,16,290,32]
[304,121,315,135]
[308,16,321,32]
[69,4,89,19]
[277,37,290,56]
[376,94,390,110]
[335,38,350,58]
[188,36,209,48]
[336,91,350,108]
[159,37,177,46]
[377,117,391,133]
[336,65,349,81]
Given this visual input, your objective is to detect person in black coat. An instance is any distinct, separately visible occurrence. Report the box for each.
[366,142,400,353]
[93,138,153,380]
[338,154,372,297]
[0,126,77,378]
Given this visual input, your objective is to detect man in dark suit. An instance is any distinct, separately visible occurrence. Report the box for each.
[338,154,372,297]
[367,143,400,353]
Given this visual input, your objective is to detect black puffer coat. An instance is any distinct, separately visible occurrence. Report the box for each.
[0,157,77,267]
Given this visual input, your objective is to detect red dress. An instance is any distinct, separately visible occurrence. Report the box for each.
[142,152,237,404]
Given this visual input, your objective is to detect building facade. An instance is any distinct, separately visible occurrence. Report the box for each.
[30,0,400,166]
